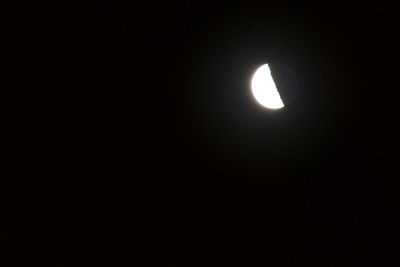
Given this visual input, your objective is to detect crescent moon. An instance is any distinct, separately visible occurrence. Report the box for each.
[251,64,284,109]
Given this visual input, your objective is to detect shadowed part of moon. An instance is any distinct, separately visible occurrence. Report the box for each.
[269,62,298,106]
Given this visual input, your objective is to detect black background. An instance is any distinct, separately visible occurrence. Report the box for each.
[1,1,400,266]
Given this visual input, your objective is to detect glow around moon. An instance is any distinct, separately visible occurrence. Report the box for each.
[251,64,284,109]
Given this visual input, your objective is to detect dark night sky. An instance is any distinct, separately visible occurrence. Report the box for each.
[1,2,400,266]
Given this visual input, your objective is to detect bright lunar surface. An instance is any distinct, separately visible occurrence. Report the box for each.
[251,63,284,109]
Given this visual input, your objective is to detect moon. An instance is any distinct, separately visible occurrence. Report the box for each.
[251,63,284,109]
